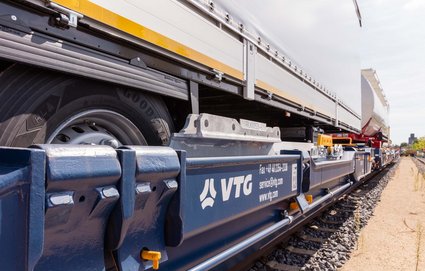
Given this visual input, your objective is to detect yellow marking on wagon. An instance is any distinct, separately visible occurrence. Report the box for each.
[141,250,161,270]
[289,194,313,211]
[256,80,333,118]
[51,0,244,80]
[317,134,333,147]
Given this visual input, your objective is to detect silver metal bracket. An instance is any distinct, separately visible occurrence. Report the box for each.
[129,57,148,69]
[266,91,273,101]
[170,114,281,157]
[295,193,310,213]
[174,114,281,142]
[48,2,83,28]
[243,40,256,100]
[211,69,224,82]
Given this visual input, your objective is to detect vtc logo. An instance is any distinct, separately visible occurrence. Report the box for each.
[199,175,253,209]
[200,178,217,209]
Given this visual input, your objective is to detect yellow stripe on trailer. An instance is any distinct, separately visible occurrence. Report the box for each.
[51,0,244,80]
[256,80,304,107]
[255,79,334,118]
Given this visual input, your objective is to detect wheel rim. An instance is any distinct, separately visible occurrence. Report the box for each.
[46,109,147,146]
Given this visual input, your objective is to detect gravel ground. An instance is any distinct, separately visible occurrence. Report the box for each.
[342,157,425,270]
[302,161,398,271]
[413,157,425,174]
[250,159,399,271]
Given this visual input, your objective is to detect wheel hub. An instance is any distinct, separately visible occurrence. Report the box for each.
[47,109,145,146]
[51,122,122,147]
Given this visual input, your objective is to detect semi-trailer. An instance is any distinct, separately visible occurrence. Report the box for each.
[0,1,396,270]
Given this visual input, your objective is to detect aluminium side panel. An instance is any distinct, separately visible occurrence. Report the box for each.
[255,54,361,131]
[45,0,361,130]
[74,0,244,79]
[338,105,361,130]
[214,0,361,121]
[255,53,336,118]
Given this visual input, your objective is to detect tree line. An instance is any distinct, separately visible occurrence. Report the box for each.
[400,137,425,151]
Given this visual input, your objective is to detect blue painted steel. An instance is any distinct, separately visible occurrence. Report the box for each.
[310,156,355,188]
[164,150,186,247]
[33,145,121,271]
[281,150,304,194]
[168,154,299,239]
[281,150,310,213]
[306,181,352,211]
[164,152,301,270]
[107,146,180,271]
[352,150,372,181]
[0,145,308,271]
[188,216,294,271]
[0,148,45,271]
[106,148,136,250]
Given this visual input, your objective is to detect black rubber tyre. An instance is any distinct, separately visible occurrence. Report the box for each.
[0,64,174,147]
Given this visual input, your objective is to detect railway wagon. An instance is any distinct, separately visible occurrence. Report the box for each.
[0,0,395,270]
[332,69,393,169]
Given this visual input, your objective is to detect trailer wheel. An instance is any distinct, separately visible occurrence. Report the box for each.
[0,65,174,147]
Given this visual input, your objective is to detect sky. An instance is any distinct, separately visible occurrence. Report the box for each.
[358,0,425,144]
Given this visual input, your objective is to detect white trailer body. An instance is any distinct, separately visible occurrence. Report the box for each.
[361,69,390,138]
[43,0,362,132]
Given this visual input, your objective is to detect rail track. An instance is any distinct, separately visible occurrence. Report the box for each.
[240,162,398,271]
[413,157,425,175]
[415,157,425,165]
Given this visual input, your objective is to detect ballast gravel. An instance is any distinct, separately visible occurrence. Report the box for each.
[413,157,425,174]
[250,160,399,271]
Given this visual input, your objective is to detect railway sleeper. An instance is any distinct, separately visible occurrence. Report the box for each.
[266,260,302,271]
[319,218,344,225]
[338,203,359,209]
[297,234,327,243]
[309,226,338,233]
[285,246,317,256]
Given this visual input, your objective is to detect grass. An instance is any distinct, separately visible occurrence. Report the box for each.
[421,173,425,190]
[416,223,423,271]
[356,233,364,255]
[414,171,425,192]
[403,218,416,232]
[415,171,420,191]
[402,220,423,270]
